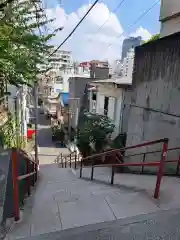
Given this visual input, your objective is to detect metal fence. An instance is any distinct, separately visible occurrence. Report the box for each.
[79,138,177,199]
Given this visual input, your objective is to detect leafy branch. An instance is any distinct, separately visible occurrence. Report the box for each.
[0,0,60,87]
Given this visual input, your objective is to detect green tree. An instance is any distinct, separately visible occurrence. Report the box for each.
[0,0,59,87]
[143,34,160,44]
[77,112,115,157]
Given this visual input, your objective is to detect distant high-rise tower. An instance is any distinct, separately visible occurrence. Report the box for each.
[121,37,142,60]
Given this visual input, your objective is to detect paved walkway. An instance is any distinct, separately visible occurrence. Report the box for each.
[5,113,180,239]
[79,167,180,210]
[35,113,69,165]
[6,164,180,239]
[15,208,180,239]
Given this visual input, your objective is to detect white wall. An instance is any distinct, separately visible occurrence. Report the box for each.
[114,93,124,136]
[96,93,105,115]
[107,97,115,120]
[122,49,134,78]
[62,73,70,92]
[21,85,27,139]
[160,16,180,37]
[54,83,63,93]
[160,0,180,21]
[7,85,28,140]
[94,84,124,138]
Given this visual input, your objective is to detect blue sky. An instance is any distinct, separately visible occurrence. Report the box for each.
[44,0,161,61]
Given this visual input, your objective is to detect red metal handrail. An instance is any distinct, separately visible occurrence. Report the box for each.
[82,138,168,161]
[122,146,180,159]
[83,161,161,168]
[11,148,38,221]
[80,138,170,199]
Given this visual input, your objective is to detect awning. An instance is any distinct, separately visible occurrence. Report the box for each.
[61,92,69,105]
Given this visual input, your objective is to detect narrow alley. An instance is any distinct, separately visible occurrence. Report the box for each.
[2,0,180,238]
[4,112,180,239]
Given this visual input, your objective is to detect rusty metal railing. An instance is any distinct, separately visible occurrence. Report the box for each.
[80,138,171,199]
[11,148,38,221]
[55,152,81,169]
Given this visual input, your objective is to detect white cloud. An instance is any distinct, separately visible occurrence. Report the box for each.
[46,3,152,61]
[130,26,152,41]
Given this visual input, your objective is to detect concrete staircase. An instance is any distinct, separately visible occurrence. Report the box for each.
[14,208,180,239]
[5,162,180,240]
[55,152,82,169]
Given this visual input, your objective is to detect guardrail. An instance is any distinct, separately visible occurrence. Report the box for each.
[80,138,173,199]
[11,148,38,221]
[122,146,180,175]
[55,152,81,169]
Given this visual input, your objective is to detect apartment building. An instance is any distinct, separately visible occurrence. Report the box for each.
[122,48,135,78]
[121,37,142,60]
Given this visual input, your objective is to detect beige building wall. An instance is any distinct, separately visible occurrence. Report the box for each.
[160,0,180,37]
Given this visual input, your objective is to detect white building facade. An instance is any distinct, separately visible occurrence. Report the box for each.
[49,50,73,73]
[111,60,123,77]
[122,48,135,78]
[7,85,30,143]
[41,49,74,95]
[89,79,131,139]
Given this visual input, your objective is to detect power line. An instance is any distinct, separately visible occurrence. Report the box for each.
[106,0,160,51]
[89,0,126,42]
[49,0,100,57]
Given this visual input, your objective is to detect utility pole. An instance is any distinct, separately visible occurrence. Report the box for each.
[14,97,19,147]
[68,98,80,140]
[68,106,71,139]
[34,84,39,164]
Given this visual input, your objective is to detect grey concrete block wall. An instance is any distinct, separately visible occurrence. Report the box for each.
[68,77,95,129]
[124,32,180,174]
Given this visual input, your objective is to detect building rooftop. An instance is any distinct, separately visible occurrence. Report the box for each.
[69,74,90,79]
[92,77,132,86]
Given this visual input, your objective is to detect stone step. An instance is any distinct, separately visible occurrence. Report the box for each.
[13,208,180,240]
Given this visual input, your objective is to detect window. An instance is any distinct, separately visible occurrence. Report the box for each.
[55,76,63,84]
[104,96,109,115]
[92,92,96,101]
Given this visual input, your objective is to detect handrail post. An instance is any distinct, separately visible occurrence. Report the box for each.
[154,139,168,199]
[80,157,83,178]
[11,148,20,221]
[36,158,39,181]
[61,153,63,168]
[176,155,180,175]
[141,153,146,173]
[75,153,77,169]
[70,154,71,168]
[35,162,38,182]
[65,156,67,168]
[91,166,94,180]
[111,166,115,185]
[32,162,35,187]
[26,161,30,196]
